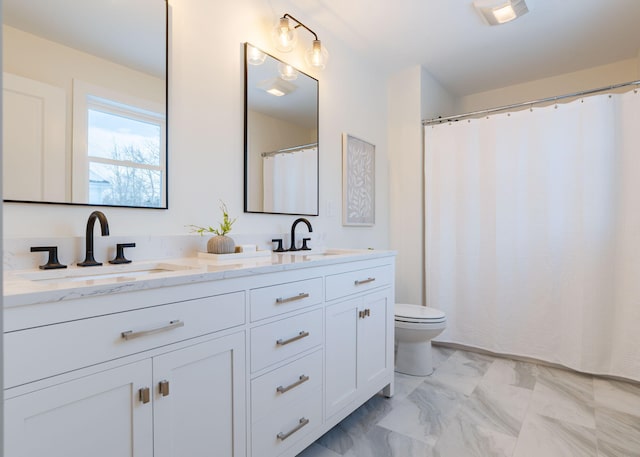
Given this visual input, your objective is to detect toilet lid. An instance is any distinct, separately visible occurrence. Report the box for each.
[395,304,446,321]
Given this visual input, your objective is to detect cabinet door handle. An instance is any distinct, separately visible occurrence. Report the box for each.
[359,310,365,319]
[354,277,375,285]
[159,380,170,397]
[365,308,371,317]
[276,375,310,394]
[139,387,150,404]
[277,417,310,441]
[276,293,310,304]
[276,331,310,346]
[121,319,184,340]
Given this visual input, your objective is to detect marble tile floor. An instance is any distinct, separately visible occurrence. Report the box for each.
[298,346,640,457]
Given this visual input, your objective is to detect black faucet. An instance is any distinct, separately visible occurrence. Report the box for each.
[78,211,110,267]
[289,218,313,251]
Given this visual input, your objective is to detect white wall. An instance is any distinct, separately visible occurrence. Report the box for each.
[458,58,639,114]
[3,0,390,253]
[388,66,456,305]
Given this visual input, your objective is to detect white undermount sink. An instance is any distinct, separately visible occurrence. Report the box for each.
[19,262,198,284]
[280,248,368,258]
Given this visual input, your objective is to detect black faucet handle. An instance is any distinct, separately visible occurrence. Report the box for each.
[301,238,312,251]
[109,243,136,264]
[271,239,286,252]
[30,246,67,270]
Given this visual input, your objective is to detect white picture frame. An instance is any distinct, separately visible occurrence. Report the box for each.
[342,133,375,226]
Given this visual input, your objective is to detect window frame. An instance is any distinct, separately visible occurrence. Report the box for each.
[72,79,166,208]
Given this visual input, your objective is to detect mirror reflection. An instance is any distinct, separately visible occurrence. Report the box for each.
[244,43,319,216]
[2,0,167,208]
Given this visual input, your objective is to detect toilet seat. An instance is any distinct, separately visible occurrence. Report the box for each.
[395,304,446,324]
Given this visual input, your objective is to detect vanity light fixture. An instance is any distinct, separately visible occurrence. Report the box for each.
[473,0,529,25]
[246,45,267,65]
[278,62,298,81]
[272,13,329,70]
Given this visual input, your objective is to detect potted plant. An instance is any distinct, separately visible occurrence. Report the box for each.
[189,201,238,254]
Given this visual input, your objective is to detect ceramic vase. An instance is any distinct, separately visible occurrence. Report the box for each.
[207,235,235,254]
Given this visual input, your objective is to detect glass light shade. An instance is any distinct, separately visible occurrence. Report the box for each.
[305,40,329,70]
[246,45,266,65]
[278,62,298,81]
[272,17,297,52]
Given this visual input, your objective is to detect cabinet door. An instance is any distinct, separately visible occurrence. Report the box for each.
[153,332,246,457]
[358,291,390,389]
[324,297,359,418]
[5,359,153,457]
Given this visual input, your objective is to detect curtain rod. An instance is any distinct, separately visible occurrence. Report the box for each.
[261,142,318,158]
[423,79,640,126]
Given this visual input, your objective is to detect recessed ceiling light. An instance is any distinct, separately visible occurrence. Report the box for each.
[257,78,297,97]
[473,0,529,25]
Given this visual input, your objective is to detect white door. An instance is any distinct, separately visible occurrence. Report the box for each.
[2,72,67,201]
[153,332,246,457]
[324,297,359,419]
[358,292,389,388]
[4,359,153,457]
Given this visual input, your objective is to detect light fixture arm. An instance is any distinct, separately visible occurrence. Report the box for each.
[282,13,318,41]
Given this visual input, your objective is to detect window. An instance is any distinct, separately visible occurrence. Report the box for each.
[72,80,166,207]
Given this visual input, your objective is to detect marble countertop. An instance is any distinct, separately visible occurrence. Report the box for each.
[3,249,395,308]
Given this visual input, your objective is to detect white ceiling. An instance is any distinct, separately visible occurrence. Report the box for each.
[3,0,165,78]
[277,0,640,96]
[5,0,640,97]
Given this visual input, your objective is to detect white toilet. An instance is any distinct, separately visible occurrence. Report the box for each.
[394,304,447,376]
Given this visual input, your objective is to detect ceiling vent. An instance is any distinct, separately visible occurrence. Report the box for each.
[473,0,529,25]
[257,78,297,97]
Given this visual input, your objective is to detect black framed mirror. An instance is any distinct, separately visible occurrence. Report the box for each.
[2,0,168,209]
[244,43,319,216]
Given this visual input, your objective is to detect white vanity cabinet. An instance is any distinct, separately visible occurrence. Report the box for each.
[325,266,394,420]
[249,277,325,457]
[4,250,396,457]
[4,287,247,457]
[5,359,155,457]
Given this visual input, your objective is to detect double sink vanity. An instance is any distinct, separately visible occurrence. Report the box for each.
[4,246,396,457]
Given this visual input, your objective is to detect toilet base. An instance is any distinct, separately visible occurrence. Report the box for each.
[395,339,435,377]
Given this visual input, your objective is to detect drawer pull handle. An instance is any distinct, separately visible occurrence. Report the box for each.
[121,320,184,341]
[276,375,310,394]
[159,380,170,397]
[277,417,310,441]
[276,293,310,304]
[276,331,310,346]
[139,387,150,404]
[355,277,376,285]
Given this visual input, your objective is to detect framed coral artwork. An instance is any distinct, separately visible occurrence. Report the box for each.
[342,134,375,226]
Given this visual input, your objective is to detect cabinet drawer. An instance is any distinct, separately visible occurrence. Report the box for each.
[251,278,323,322]
[251,350,322,422]
[250,308,322,373]
[252,387,322,457]
[5,291,245,388]
[325,264,393,301]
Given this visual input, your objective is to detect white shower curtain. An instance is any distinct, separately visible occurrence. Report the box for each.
[425,91,640,381]
[263,147,318,214]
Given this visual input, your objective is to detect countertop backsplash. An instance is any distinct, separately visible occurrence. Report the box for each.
[3,232,325,271]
